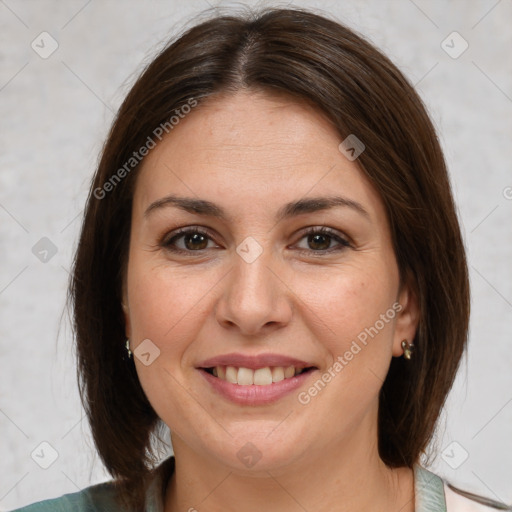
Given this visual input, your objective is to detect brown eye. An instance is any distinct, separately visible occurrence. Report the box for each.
[307,233,331,251]
[294,227,351,254]
[182,232,208,250]
[162,228,216,253]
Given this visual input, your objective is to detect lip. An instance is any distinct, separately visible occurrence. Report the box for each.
[198,367,317,405]
[196,352,314,370]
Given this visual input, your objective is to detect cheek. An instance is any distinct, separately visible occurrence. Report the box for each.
[127,260,210,341]
[292,267,398,427]
[293,262,398,344]
[126,263,214,426]
[292,266,400,415]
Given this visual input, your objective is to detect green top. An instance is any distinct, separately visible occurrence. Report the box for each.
[11,457,448,512]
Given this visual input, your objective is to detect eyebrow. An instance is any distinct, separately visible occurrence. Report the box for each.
[144,194,370,222]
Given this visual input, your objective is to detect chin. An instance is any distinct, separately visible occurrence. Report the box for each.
[200,426,307,474]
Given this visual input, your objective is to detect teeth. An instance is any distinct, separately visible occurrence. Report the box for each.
[272,366,285,382]
[254,367,273,385]
[237,367,254,385]
[211,365,308,386]
[284,365,295,379]
[225,366,238,384]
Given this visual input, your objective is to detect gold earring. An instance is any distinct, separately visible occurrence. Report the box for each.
[401,339,415,360]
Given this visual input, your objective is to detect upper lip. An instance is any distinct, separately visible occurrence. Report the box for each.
[196,352,316,370]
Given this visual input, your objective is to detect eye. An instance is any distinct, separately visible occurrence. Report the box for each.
[160,226,351,256]
[293,227,351,254]
[161,227,218,253]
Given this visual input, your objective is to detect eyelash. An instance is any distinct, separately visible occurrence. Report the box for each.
[160,226,351,256]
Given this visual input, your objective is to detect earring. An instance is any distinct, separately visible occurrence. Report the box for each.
[125,339,132,358]
[401,339,415,360]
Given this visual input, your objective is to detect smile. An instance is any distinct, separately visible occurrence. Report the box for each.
[203,365,313,386]
[196,352,318,405]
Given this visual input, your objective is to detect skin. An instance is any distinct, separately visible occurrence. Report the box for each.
[122,90,420,512]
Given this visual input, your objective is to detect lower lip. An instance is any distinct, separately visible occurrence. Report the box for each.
[198,369,316,405]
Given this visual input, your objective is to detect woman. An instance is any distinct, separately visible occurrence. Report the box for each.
[12,7,510,512]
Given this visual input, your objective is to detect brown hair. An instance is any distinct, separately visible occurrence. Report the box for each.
[69,6,470,510]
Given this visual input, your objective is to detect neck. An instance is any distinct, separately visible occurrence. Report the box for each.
[164,414,414,512]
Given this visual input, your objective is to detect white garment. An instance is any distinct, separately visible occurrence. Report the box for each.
[444,481,510,511]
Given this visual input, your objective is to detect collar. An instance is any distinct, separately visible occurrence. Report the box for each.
[414,463,447,511]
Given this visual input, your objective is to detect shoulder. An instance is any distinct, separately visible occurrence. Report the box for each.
[9,456,175,512]
[9,480,126,512]
[414,465,511,512]
[444,481,511,512]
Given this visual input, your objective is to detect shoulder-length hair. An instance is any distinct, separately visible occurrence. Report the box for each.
[69,6,470,510]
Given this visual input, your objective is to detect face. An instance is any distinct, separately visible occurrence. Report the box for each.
[123,90,419,474]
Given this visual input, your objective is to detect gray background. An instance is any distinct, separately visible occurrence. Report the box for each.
[1,0,511,509]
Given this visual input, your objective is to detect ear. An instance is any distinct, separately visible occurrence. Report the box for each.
[392,274,420,357]
[121,279,132,340]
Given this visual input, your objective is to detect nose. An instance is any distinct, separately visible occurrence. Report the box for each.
[215,247,293,336]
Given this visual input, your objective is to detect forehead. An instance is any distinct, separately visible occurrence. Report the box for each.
[133,91,385,221]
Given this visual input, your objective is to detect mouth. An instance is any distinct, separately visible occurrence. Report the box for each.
[196,353,319,404]
[200,365,317,386]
